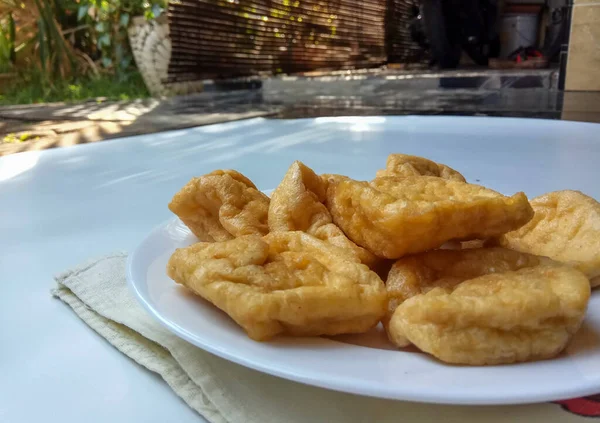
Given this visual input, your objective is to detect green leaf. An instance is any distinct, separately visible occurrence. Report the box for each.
[120,56,132,69]
[67,84,82,97]
[115,43,123,61]
[97,33,110,47]
[77,4,89,21]
[101,56,112,67]
[37,17,47,72]
[95,22,105,32]
[120,13,130,27]
[34,0,77,77]
[8,12,15,63]
[151,4,163,18]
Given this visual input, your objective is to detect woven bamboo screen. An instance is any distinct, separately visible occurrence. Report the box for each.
[167,0,387,82]
[385,0,424,64]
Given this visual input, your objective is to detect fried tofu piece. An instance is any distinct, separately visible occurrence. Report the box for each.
[440,239,493,250]
[269,161,377,266]
[327,176,534,259]
[384,248,554,344]
[375,154,466,182]
[167,232,386,341]
[388,263,590,365]
[500,190,600,286]
[168,170,269,242]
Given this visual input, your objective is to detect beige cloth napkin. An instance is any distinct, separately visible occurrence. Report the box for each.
[52,253,595,423]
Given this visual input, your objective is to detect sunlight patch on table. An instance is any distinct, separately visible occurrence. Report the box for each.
[0,151,40,181]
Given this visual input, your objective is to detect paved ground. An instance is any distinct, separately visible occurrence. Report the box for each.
[0,96,279,156]
[1,68,564,156]
[3,68,597,157]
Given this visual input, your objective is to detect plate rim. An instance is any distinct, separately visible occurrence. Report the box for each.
[126,217,600,405]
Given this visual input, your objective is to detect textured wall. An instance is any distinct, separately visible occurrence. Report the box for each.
[565,0,600,91]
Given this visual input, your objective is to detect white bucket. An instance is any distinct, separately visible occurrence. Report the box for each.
[499,13,539,58]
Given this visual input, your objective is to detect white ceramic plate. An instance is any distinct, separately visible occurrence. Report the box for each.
[127,217,600,406]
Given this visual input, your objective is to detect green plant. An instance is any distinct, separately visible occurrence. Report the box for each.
[0,0,157,104]
[2,0,164,83]
[0,11,15,72]
[74,0,166,78]
[1,0,78,80]
[0,68,150,104]
[34,0,77,78]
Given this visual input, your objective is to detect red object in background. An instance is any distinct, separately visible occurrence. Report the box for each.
[509,46,544,63]
[555,395,600,418]
[504,4,543,14]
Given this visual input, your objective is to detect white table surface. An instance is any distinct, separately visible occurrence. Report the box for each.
[1,116,599,423]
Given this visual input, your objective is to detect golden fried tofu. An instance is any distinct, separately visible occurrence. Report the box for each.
[375,154,466,182]
[388,264,590,365]
[167,232,387,341]
[168,170,269,242]
[269,161,329,232]
[500,190,600,286]
[384,247,554,345]
[269,161,377,266]
[321,173,350,187]
[440,239,493,250]
[327,176,534,259]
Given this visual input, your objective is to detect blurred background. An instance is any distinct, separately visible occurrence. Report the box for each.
[0,0,597,154]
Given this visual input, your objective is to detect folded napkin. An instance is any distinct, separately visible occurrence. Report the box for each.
[52,253,597,423]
